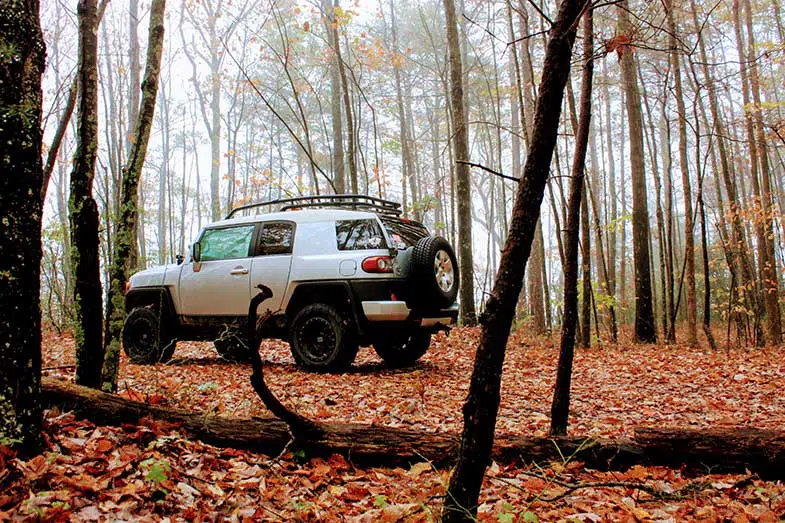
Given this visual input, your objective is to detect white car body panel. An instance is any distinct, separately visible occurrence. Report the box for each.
[178,257,252,316]
[250,253,293,313]
[129,264,168,288]
[126,207,455,328]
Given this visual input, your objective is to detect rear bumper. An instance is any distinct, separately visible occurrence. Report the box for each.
[361,301,458,326]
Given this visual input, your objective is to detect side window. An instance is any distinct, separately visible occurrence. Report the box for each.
[335,219,386,251]
[199,225,255,261]
[258,222,295,255]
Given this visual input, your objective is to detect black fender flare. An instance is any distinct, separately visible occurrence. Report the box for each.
[285,281,363,335]
[125,287,178,322]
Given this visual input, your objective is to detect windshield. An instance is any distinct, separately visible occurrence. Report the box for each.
[381,217,429,249]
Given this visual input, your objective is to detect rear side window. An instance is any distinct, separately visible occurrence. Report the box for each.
[335,219,386,251]
[199,225,255,261]
[258,222,294,255]
[380,218,429,249]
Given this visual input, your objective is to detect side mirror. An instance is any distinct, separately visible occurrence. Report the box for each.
[192,241,202,263]
[176,254,184,265]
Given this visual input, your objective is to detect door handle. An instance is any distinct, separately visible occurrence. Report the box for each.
[230,267,249,275]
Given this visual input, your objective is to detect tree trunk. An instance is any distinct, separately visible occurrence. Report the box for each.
[389,0,411,211]
[101,0,167,392]
[742,0,782,344]
[42,79,77,204]
[665,0,698,347]
[529,221,547,334]
[70,0,104,389]
[0,0,46,456]
[444,0,477,326]
[551,7,593,437]
[617,2,656,343]
[331,16,357,194]
[603,60,617,300]
[324,0,345,193]
[580,182,592,348]
[40,378,785,480]
[732,0,768,346]
[586,178,618,341]
[443,1,584,519]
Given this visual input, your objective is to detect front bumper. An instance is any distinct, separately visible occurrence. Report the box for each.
[361,301,459,326]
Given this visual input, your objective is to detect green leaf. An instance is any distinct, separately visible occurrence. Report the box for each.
[373,494,388,508]
[144,460,170,484]
[498,513,514,523]
[522,511,539,522]
[197,382,219,392]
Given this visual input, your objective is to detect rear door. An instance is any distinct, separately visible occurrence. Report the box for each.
[178,224,256,317]
[250,221,296,313]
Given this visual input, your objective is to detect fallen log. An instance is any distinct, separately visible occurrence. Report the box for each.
[41,377,785,478]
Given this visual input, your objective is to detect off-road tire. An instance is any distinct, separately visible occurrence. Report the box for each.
[122,307,176,364]
[410,236,459,309]
[214,332,253,362]
[373,330,432,368]
[289,303,359,372]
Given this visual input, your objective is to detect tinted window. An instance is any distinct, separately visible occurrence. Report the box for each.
[199,225,254,261]
[380,218,429,249]
[335,219,386,251]
[258,222,294,255]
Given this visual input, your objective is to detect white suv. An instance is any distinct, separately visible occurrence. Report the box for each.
[122,195,459,371]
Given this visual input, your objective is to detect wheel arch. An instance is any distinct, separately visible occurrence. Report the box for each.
[285,281,362,333]
[125,287,177,320]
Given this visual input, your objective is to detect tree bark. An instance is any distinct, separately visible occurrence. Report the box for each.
[324,0,345,193]
[741,0,782,344]
[332,18,358,194]
[551,6,593,437]
[689,0,757,343]
[580,182,592,347]
[732,0,768,346]
[101,0,167,392]
[528,221,547,334]
[0,0,46,456]
[39,378,785,479]
[444,0,477,326]
[665,0,698,346]
[443,1,585,519]
[42,79,78,204]
[617,1,656,343]
[70,0,105,388]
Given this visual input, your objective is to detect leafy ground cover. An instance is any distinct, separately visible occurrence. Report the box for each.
[42,327,785,438]
[1,327,782,520]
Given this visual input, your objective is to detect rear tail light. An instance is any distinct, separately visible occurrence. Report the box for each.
[362,256,394,273]
[125,281,131,293]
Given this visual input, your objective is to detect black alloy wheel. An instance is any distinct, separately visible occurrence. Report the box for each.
[289,303,359,372]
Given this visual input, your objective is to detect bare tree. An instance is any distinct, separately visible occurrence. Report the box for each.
[101,0,167,392]
[443,0,586,518]
[551,5,594,437]
[70,0,105,388]
[665,0,698,346]
[444,0,476,326]
[617,0,656,343]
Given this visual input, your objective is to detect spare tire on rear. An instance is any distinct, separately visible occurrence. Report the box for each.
[409,236,459,309]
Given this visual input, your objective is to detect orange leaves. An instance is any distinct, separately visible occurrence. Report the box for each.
[28,329,785,519]
[605,33,634,59]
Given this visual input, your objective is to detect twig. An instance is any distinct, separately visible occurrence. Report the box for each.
[246,285,325,440]
[497,469,719,503]
[457,160,520,183]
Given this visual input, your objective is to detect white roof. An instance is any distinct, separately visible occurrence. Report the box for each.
[207,208,377,228]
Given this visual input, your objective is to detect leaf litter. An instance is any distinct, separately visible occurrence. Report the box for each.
[3,327,781,520]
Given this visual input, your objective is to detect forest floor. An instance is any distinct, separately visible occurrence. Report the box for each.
[1,327,784,521]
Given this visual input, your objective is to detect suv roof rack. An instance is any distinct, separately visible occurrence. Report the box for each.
[225,194,402,219]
